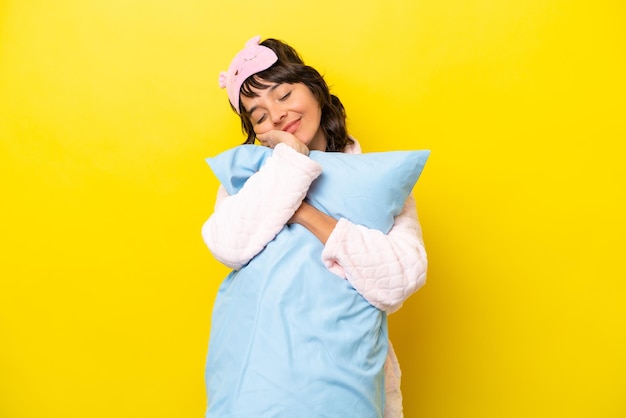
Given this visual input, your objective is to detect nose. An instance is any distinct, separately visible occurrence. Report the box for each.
[269,105,287,126]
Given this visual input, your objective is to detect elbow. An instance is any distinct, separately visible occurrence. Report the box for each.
[406,254,428,299]
[409,241,428,292]
[415,250,428,289]
[413,269,427,293]
[201,218,246,270]
[382,256,428,314]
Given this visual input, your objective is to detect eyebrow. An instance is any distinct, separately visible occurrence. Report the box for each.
[245,83,281,115]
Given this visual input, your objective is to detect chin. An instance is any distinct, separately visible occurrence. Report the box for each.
[295,135,312,145]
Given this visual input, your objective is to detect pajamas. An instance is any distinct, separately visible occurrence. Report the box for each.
[202,140,427,417]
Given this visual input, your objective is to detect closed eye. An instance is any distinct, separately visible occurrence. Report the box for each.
[279,91,291,101]
[256,113,267,124]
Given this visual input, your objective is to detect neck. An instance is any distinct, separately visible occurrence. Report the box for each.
[308,129,327,152]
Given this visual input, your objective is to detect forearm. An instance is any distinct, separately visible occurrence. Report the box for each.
[202,144,322,269]
[288,202,338,244]
[321,196,428,313]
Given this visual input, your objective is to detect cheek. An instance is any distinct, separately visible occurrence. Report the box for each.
[313,106,323,126]
[253,122,272,135]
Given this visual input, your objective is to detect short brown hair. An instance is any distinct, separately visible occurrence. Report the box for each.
[233,38,353,152]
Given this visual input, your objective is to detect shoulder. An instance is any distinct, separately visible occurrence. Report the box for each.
[342,137,362,155]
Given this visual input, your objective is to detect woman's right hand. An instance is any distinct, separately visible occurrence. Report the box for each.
[256,130,310,155]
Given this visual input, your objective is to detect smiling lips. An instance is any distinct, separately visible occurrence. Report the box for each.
[282,118,301,134]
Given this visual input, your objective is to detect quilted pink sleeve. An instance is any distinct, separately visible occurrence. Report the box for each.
[202,143,322,270]
[321,194,427,314]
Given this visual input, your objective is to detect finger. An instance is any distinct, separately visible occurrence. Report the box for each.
[257,131,280,148]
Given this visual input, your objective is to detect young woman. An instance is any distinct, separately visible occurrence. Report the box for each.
[202,36,428,417]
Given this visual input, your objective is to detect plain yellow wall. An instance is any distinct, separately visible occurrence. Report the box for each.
[1,0,624,417]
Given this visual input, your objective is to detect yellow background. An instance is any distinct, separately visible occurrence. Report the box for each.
[1,0,624,417]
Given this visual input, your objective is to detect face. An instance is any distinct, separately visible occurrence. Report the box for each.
[240,81,326,151]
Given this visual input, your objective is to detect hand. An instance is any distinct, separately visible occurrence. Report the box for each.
[256,130,309,155]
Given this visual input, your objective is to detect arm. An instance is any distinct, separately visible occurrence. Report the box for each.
[201,143,322,270]
[287,201,337,244]
[320,195,427,314]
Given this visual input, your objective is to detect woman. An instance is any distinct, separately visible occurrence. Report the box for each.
[203,36,427,417]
